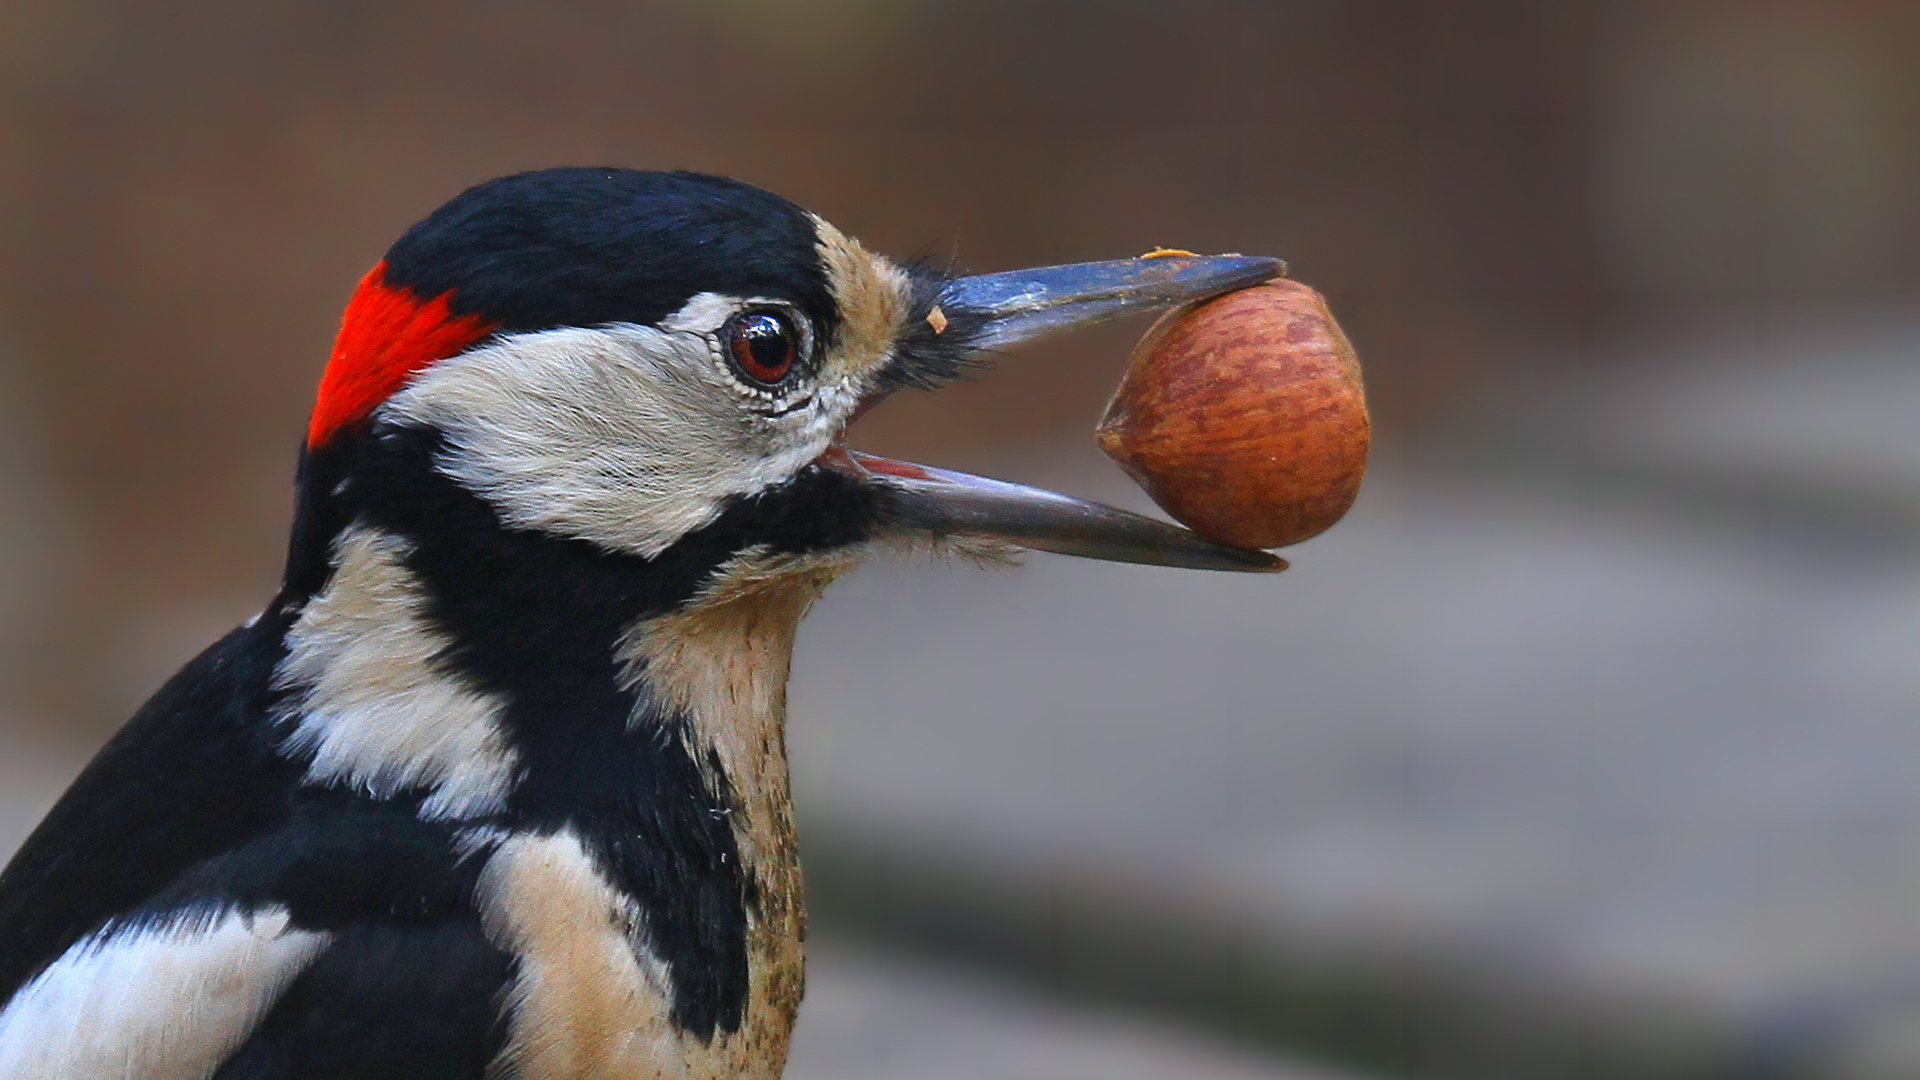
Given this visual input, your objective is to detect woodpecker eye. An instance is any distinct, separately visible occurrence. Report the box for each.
[725,310,801,386]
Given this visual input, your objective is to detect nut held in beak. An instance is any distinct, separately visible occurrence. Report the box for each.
[1095,279,1370,550]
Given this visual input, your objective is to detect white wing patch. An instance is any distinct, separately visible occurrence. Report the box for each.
[0,905,330,1080]
[276,524,522,821]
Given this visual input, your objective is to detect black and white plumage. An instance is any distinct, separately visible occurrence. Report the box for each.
[0,168,1282,1080]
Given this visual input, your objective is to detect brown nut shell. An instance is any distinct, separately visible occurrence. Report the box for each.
[1096,279,1369,549]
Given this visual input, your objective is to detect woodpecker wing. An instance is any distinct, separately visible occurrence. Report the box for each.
[209,922,511,1079]
[0,910,510,1080]
[0,625,514,1079]
[0,626,297,1006]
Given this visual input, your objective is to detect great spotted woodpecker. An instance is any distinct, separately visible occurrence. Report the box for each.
[0,168,1281,1079]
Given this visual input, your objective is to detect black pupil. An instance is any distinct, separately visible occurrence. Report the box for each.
[737,314,793,379]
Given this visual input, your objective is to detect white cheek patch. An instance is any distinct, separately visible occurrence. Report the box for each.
[275,525,522,821]
[0,906,331,1080]
[383,323,854,559]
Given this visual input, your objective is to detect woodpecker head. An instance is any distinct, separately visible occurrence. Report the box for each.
[285,168,1280,605]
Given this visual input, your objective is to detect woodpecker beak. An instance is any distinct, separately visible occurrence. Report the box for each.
[825,448,1284,571]
[938,252,1284,349]
[832,253,1289,573]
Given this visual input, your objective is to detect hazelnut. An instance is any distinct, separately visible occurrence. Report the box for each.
[1095,279,1369,550]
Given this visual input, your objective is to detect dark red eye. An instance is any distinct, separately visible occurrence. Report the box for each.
[726,310,800,386]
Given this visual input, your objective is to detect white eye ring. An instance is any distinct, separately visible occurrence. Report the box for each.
[701,299,816,412]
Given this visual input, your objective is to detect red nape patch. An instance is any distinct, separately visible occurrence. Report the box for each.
[306,261,500,448]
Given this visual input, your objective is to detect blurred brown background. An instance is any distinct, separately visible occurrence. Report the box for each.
[1,0,1907,732]
[2,3,1918,1078]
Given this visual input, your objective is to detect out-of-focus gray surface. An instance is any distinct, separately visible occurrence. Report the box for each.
[788,944,1362,1080]
[3,324,1918,1079]
[789,325,1920,1078]
[1588,319,1920,493]
[1465,317,1920,548]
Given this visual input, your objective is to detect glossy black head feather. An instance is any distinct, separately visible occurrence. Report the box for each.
[382,168,837,335]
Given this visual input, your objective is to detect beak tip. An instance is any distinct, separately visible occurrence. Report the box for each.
[1215,546,1290,573]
